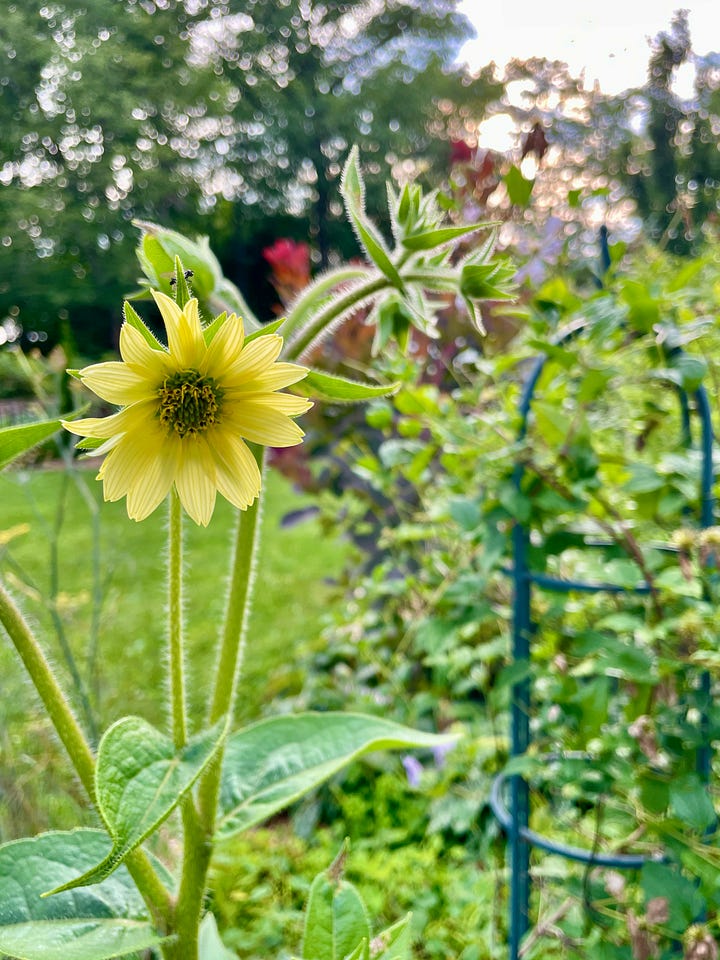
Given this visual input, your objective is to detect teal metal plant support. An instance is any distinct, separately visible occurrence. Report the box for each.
[489,322,716,960]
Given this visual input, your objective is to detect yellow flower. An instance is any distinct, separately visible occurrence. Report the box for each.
[63,292,312,525]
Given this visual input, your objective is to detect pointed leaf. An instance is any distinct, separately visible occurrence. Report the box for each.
[0,830,167,960]
[48,717,226,893]
[198,913,236,960]
[244,317,286,344]
[340,147,404,290]
[172,255,192,309]
[203,311,228,346]
[373,914,413,960]
[123,301,164,351]
[216,712,456,840]
[295,370,399,403]
[402,222,492,252]
[0,419,63,471]
[302,851,370,960]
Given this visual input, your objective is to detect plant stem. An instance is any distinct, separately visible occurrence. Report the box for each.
[168,489,187,748]
[285,275,389,359]
[0,578,172,927]
[198,444,266,830]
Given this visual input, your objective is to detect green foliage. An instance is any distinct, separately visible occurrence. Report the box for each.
[0,830,167,959]
[49,716,227,894]
[283,242,720,957]
[216,713,454,841]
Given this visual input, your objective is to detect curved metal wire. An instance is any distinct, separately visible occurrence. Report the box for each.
[497,318,716,960]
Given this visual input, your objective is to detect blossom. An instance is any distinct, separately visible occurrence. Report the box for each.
[63,292,312,525]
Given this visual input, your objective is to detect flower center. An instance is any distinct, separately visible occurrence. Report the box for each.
[158,370,223,438]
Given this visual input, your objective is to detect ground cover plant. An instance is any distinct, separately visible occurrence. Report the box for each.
[0,150,514,959]
[282,242,720,958]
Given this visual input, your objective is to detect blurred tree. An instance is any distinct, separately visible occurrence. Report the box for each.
[204,0,501,267]
[0,0,498,355]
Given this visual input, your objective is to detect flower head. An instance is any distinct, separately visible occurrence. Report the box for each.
[63,291,312,525]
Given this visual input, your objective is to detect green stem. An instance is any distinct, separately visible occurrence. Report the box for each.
[198,444,266,829]
[168,489,187,748]
[285,275,389,360]
[0,579,172,927]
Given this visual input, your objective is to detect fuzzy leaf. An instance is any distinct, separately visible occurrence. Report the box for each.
[122,301,164,350]
[402,222,491,251]
[47,717,226,894]
[0,830,166,960]
[295,370,399,403]
[244,317,286,344]
[340,147,404,290]
[216,712,456,840]
[302,850,370,960]
[0,419,63,471]
[373,914,413,960]
[198,913,236,960]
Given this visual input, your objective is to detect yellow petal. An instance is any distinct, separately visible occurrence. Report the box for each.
[62,408,132,440]
[224,361,309,394]
[152,292,204,368]
[125,443,179,521]
[240,392,313,417]
[79,361,150,405]
[120,323,171,379]
[202,313,245,379]
[223,335,283,384]
[175,439,217,526]
[224,404,306,447]
[209,432,261,510]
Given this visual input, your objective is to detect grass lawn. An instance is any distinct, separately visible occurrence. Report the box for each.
[0,463,347,839]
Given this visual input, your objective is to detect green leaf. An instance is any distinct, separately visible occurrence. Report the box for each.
[122,301,165,351]
[244,317,286,344]
[302,848,370,960]
[669,774,716,832]
[0,419,63,471]
[0,829,166,960]
[198,913,236,960]
[402,222,491,251]
[504,165,534,207]
[48,717,226,894]
[340,147,404,290]
[295,369,400,403]
[216,712,456,840]
[373,914,413,960]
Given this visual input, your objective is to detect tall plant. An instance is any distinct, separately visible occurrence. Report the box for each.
[0,149,513,958]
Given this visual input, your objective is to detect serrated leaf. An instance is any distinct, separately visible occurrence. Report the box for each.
[340,147,404,290]
[302,855,370,960]
[216,713,456,840]
[198,913,236,960]
[0,419,63,471]
[295,370,399,403]
[402,222,491,252]
[47,717,226,894]
[373,914,413,960]
[0,830,167,960]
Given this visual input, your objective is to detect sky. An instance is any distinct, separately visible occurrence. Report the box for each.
[458,0,718,95]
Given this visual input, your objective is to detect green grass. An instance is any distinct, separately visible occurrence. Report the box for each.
[0,464,347,839]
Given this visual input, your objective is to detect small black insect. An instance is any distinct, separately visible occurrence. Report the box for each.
[169,269,194,286]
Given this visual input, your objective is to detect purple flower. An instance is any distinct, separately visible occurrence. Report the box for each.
[402,755,423,787]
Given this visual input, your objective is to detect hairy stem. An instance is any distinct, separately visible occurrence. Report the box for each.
[198,445,266,830]
[0,579,172,927]
[285,274,388,360]
[168,489,187,748]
